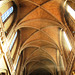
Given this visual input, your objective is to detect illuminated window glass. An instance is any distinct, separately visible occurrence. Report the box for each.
[67,5,75,19]
[0,49,1,54]
[63,31,72,51]
[1,6,14,22]
[14,56,20,70]
[9,32,17,51]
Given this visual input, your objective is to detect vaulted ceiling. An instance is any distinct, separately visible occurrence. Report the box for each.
[13,0,75,75]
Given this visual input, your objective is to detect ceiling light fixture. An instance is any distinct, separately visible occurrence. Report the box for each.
[63,31,72,51]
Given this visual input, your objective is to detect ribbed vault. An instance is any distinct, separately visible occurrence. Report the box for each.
[14,0,70,75]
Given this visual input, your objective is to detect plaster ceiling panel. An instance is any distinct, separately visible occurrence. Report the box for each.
[25,49,42,60]
[25,49,57,64]
[29,68,52,75]
[43,48,57,63]
[19,1,36,21]
[23,47,38,61]
[24,41,57,49]
[16,18,61,32]
[18,7,59,24]
[26,61,55,75]
[22,42,57,63]
[42,0,63,23]
[20,28,37,46]
[21,31,57,49]
[30,0,50,5]
[42,44,58,49]
[17,19,56,30]
[16,0,64,24]
[26,62,53,74]
[42,26,59,47]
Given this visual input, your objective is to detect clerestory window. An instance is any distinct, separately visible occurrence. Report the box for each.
[67,5,75,19]
[9,32,17,51]
[63,31,72,51]
[14,56,20,70]
[1,6,14,23]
